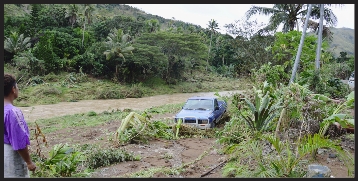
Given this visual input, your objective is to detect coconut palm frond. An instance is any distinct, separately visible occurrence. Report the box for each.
[267,12,288,32]
[246,6,278,19]
[309,6,338,27]
[300,5,338,28]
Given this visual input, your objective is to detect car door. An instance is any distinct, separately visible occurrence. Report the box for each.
[213,99,220,121]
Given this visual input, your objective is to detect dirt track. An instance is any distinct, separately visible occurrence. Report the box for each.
[20,90,243,122]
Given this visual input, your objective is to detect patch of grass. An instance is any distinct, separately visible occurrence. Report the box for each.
[28,110,132,134]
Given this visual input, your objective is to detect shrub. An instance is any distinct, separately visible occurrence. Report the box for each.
[95,89,125,99]
[32,143,85,177]
[251,62,289,88]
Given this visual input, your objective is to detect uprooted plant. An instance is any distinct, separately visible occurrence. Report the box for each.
[84,145,141,170]
[114,111,174,144]
[114,111,217,145]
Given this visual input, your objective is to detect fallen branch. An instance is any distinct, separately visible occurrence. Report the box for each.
[200,159,227,177]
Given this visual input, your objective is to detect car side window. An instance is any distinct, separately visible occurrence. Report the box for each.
[214,99,218,108]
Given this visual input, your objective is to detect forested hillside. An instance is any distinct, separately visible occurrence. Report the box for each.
[4,4,354,87]
[328,27,355,57]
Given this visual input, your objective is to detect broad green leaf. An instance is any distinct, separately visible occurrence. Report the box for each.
[323,114,347,121]
[311,94,331,102]
[346,91,354,101]
[346,119,354,126]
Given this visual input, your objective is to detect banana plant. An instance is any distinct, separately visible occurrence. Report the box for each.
[33,143,84,177]
[240,88,282,133]
[319,91,354,136]
[115,112,149,143]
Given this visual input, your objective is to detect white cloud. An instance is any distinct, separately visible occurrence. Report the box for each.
[330,4,355,29]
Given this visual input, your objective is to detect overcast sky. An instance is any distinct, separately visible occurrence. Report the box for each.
[126,4,355,34]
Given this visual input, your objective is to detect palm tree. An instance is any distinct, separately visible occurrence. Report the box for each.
[304,4,341,27]
[315,4,324,70]
[79,4,95,47]
[245,4,339,33]
[206,19,220,70]
[4,31,31,55]
[83,4,95,25]
[145,19,160,33]
[66,4,79,27]
[289,4,313,84]
[303,4,343,70]
[103,28,135,78]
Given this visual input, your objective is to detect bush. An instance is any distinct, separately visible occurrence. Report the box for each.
[304,65,351,99]
[123,83,145,98]
[95,89,125,99]
[251,62,289,88]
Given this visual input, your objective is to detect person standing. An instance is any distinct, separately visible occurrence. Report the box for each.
[4,74,36,177]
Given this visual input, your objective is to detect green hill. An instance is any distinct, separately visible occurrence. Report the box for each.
[328,27,355,58]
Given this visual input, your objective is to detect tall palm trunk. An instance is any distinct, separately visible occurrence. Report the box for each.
[296,21,299,31]
[207,33,213,71]
[289,4,313,85]
[82,21,86,47]
[315,4,324,70]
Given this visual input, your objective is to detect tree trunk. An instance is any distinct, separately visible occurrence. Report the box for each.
[289,4,313,85]
[222,55,224,66]
[207,33,213,71]
[315,4,324,70]
[296,20,299,31]
[82,21,86,47]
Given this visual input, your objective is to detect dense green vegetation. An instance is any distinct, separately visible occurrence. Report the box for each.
[4,4,354,90]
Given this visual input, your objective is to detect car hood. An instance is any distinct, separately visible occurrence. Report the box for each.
[175,109,213,118]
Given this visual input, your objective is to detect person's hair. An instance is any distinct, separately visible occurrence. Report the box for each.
[4,74,16,97]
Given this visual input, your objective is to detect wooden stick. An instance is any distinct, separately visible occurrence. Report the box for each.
[200,159,227,177]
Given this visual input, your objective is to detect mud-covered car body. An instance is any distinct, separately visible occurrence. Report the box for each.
[174,96,227,129]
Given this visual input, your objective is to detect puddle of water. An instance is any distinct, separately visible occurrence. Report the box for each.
[19,90,244,122]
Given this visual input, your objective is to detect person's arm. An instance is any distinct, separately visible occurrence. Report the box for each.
[17,146,36,172]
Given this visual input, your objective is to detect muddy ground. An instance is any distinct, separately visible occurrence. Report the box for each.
[30,112,355,178]
[24,91,354,178]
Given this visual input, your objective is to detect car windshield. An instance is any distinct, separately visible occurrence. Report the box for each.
[183,99,213,110]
